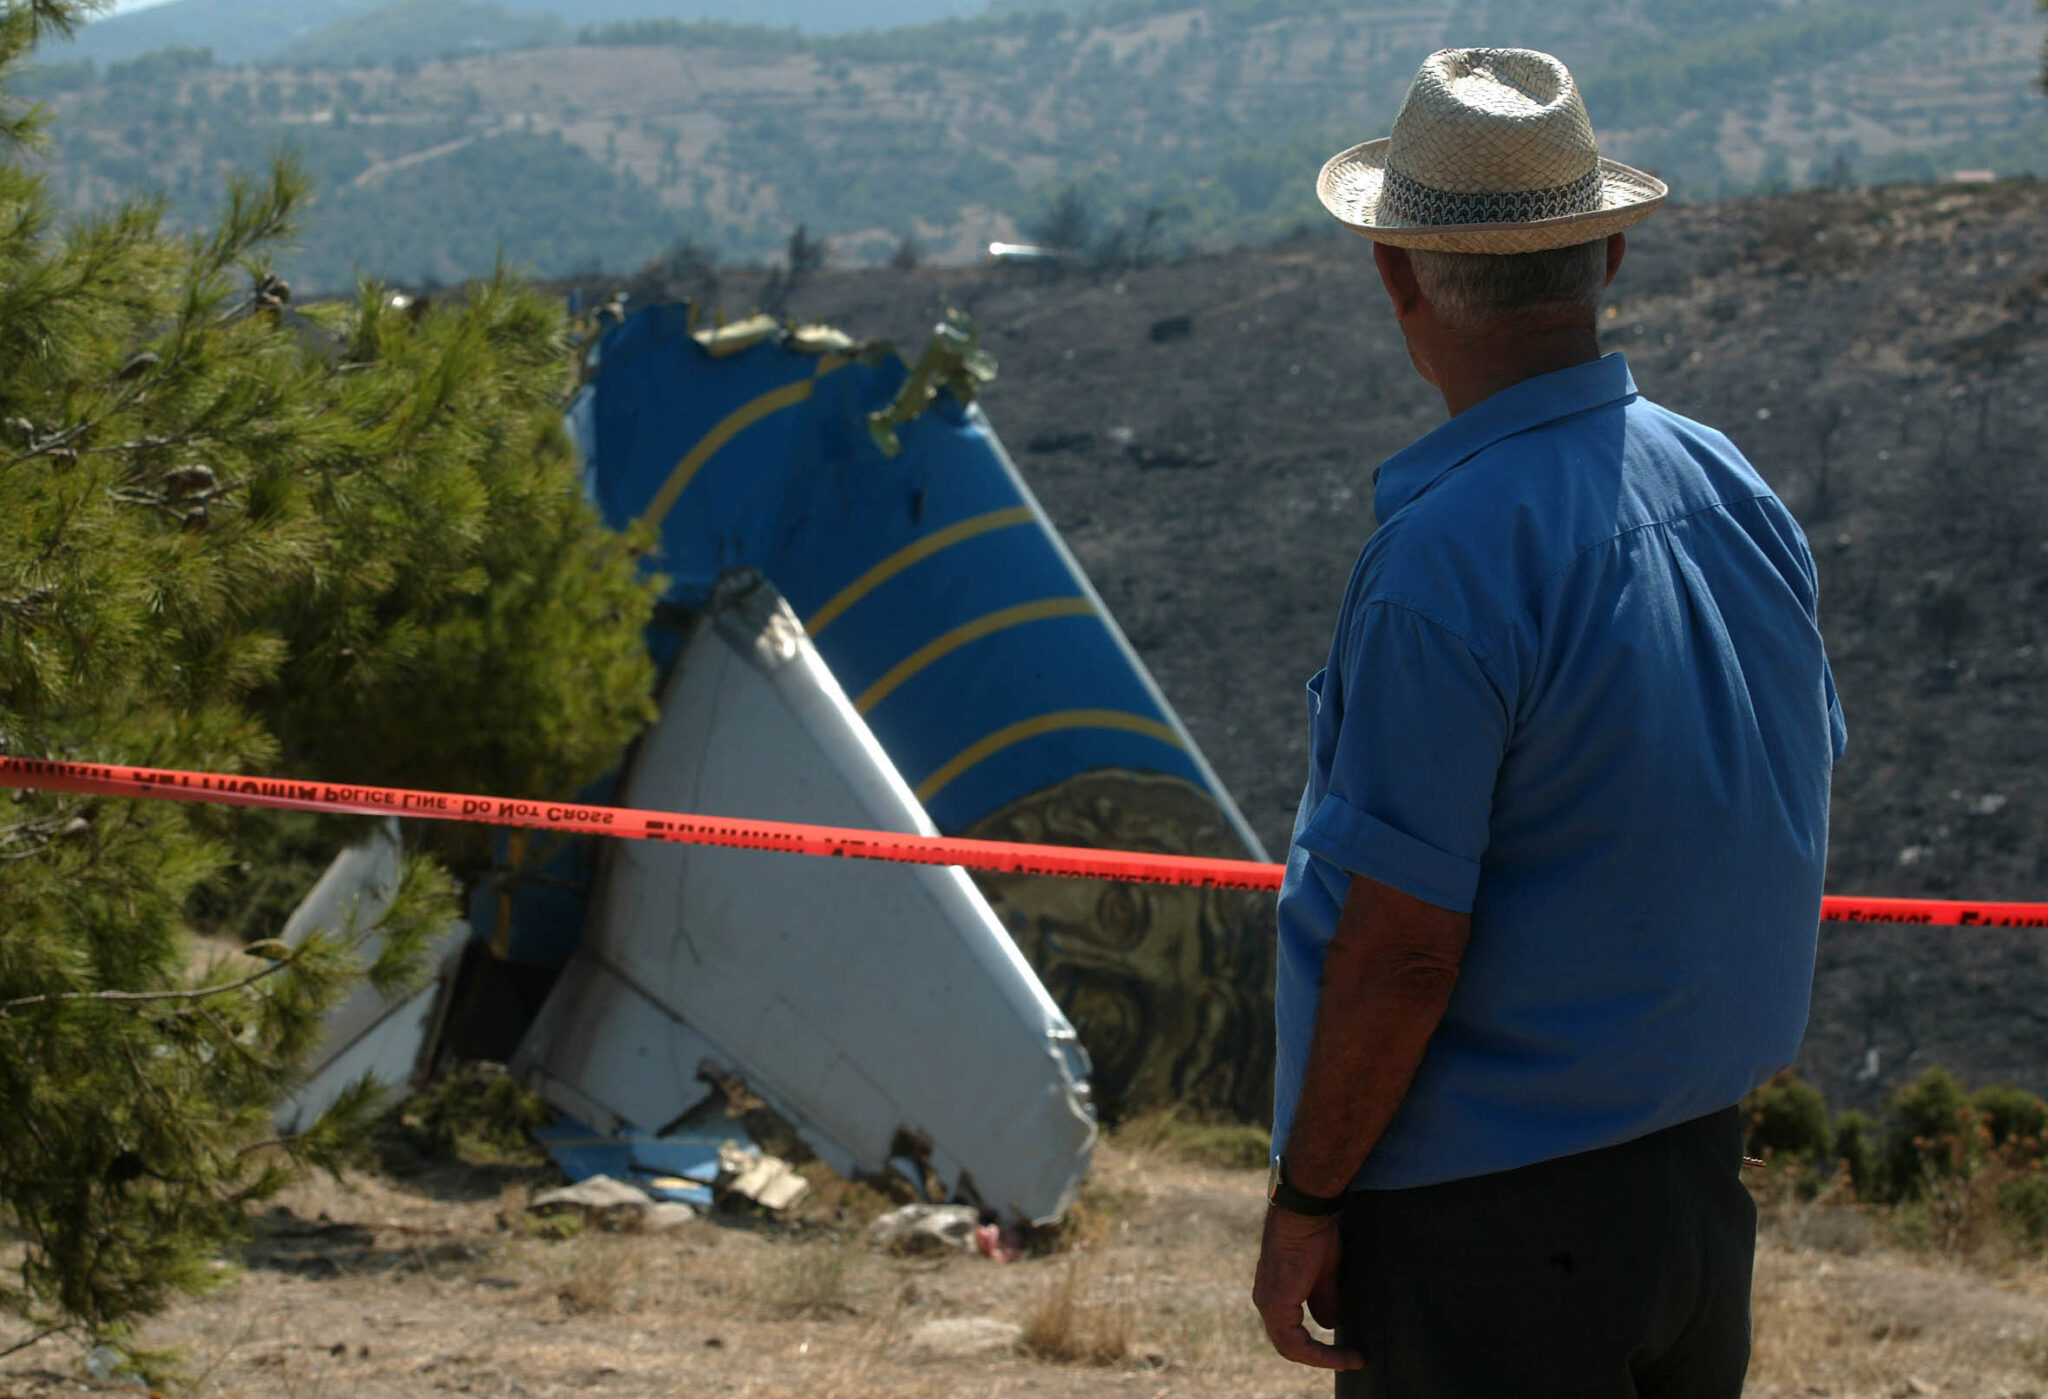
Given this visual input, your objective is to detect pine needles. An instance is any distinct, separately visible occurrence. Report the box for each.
[0,0,662,1369]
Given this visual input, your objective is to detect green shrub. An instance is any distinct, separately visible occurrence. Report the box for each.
[1999,1173,2048,1247]
[0,0,658,1359]
[1972,1084,2048,1153]
[1744,1071,1833,1161]
[1883,1066,1979,1200]
[1831,1110,1881,1199]
[379,1063,553,1170]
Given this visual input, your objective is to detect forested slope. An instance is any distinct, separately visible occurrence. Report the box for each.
[20,0,2047,290]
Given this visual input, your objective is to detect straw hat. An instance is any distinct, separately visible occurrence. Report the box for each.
[1318,48,1667,255]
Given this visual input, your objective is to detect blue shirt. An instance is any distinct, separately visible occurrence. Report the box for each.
[1274,354,1846,1191]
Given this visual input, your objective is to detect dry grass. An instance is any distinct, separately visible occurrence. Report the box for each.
[1154,1288,1273,1369]
[755,1237,862,1318]
[553,1251,620,1317]
[1747,1246,2048,1398]
[1112,1106,1272,1172]
[4,1139,2046,1398]
[1019,1254,1133,1366]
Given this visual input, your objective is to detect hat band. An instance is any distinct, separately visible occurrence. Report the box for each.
[1380,165,1604,229]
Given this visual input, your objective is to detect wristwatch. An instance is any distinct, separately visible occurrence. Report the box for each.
[1267,1155,1345,1217]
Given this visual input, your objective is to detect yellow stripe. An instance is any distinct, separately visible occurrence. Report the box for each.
[855,597,1097,715]
[805,505,1037,637]
[915,709,1185,806]
[639,372,825,530]
[491,830,528,960]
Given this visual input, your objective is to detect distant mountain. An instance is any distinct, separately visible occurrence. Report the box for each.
[276,1,568,67]
[64,0,377,64]
[61,0,995,65]
[27,0,2045,292]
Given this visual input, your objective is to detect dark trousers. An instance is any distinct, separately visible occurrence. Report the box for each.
[1334,1107,1755,1398]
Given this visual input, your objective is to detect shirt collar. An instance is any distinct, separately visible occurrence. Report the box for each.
[1373,353,1639,520]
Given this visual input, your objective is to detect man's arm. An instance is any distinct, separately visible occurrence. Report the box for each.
[1256,599,1503,1370]
[1252,872,1471,1371]
[1284,873,1471,1195]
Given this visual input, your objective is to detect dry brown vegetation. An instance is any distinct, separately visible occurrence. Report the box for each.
[5,1130,2048,1398]
[1020,1254,1135,1366]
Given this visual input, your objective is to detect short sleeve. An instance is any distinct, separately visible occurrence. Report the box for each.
[1797,528,1848,762]
[1824,657,1847,760]
[1297,601,1510,913]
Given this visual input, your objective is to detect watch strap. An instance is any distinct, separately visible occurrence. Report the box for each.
[1268,1159,1345,1217]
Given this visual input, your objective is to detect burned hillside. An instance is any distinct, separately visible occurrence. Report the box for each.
[652,178,2048,1114]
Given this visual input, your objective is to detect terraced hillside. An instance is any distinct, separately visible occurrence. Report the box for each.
[18,0,2048,290]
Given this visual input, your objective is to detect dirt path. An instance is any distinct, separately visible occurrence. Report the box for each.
[349,135,483,189]
[4,1146,2045,1398]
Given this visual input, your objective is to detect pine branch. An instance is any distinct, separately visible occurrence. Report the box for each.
[0,1322,68,1360]
[0,958,291,1018]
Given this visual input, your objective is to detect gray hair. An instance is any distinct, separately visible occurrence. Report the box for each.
[1408,239,1609,331]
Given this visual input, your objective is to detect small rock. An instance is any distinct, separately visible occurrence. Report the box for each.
[530,1174,655,1229]
[909,1317,1024,1358]
[644,1201,699,1231]
[868,1203,981,1254]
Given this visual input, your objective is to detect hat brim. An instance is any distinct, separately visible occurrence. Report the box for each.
[1317,138,1668,254]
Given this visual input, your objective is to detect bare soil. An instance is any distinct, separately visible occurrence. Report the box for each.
[4,1144,2046,1398]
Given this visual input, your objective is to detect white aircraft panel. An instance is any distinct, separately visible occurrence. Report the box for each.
[514,580,1095,1223]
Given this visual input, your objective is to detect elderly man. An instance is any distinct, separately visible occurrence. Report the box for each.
[1252,48,1846,1397]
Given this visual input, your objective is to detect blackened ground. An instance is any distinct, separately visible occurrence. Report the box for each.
[603,179,2048,1115]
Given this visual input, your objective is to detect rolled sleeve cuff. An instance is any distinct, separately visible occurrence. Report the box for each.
[1298,792,1482,914]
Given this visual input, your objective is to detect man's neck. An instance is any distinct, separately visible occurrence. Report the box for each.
[1427,323,1605,418]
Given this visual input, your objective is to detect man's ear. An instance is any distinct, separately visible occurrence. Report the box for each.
[1373,242,1424,320]
[1604,232,1627,289]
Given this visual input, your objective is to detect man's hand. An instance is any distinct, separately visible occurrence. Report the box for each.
[1252,1205,1363,1371]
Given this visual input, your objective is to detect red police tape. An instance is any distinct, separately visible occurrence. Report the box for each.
[4,755,2046,926]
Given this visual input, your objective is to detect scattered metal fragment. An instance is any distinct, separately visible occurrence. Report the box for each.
[868,1203,981,1254]
[274,820,467,1135]
[715,1143,809,1214]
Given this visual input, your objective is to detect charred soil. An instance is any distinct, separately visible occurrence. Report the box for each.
[660,178,2048,1116]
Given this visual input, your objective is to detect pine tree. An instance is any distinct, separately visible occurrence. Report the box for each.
[0,0,658,1368]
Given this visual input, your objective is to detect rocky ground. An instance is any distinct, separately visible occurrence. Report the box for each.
[4,1138,2046,1398]
[644,177,2048,1116]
